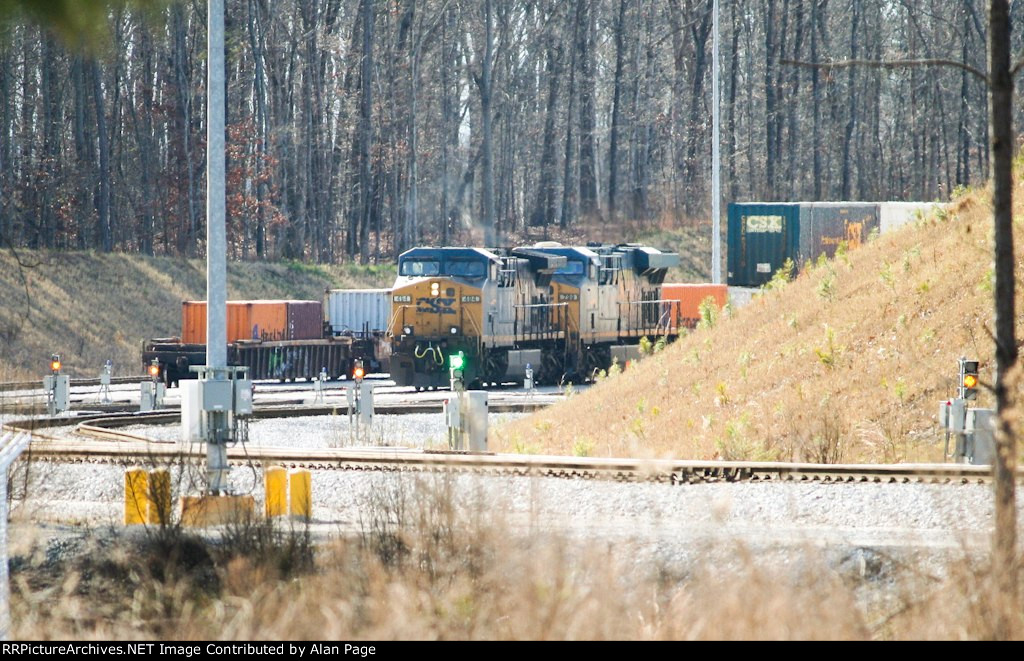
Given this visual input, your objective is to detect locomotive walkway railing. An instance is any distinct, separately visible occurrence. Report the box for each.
[513,302,569,342]
[624,299,677,337]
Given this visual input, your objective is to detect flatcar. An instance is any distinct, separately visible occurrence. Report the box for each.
[143,296,389,385]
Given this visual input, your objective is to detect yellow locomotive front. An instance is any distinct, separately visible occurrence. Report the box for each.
[388,247,496,389]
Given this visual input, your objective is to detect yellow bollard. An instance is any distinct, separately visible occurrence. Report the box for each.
[147,468,172,526]
[265,466,287,518]
[289,469,312,520]
[124,468,148,525]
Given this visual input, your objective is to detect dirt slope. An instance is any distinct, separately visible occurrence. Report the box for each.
[0,252,393,380]
[496,167,1024,463]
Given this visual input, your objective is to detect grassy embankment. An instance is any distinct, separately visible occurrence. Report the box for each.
[0,252,393,381]
[496,160,1024,464]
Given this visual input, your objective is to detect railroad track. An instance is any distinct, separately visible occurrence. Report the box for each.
[0,376,148,393]
[4,398,548,436]
[4,401,1012,486]
[17,434,1007,485]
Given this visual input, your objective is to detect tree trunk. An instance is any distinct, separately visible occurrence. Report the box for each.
[988,0,1018,631]
[440,4,456,245]
[92,60,111,252]
[762,0,777,199]
[560,1,580,229]
[607,0,627,222]
[576,0,598,219]
[358,0,373,263]
[479,0,496,246]
[532,29,563,227]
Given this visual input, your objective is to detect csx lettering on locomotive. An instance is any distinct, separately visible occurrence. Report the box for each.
[416,297,456,314]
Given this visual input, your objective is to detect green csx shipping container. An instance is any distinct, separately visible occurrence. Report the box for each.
[727,203,800,287]
[727,202,880,287]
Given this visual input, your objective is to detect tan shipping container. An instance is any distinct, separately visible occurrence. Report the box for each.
[661,284,728,331]
[181,300,324,344]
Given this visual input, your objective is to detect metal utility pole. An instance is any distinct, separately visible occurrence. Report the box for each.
[207,0,226,370]
[205,0,229,493]
[711,0,721,284]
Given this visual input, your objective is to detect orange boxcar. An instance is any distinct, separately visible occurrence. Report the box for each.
[661,284,728,331]
[181,300,323,344]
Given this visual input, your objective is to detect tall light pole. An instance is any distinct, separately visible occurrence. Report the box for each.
[711,0,722,284]
[208,0,225,372]
[205,0,229,493]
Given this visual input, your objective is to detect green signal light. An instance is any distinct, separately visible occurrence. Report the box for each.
[449,352,465,371]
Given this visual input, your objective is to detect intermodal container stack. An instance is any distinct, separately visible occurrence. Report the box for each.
[181,300,324,344]
[726,201,944,287]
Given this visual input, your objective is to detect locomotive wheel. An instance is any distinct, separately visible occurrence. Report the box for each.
[482,350,509,385]
[583,346,611,380]
[538,351,566,386]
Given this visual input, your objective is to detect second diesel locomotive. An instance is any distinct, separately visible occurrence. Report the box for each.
[387,243,680,389]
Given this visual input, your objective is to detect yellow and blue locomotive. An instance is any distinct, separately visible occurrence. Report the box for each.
[387,244,679,389]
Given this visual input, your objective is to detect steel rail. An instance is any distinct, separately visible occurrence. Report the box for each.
[0,376,147,393]
[19,438,1009,485]
[3,398,552,434]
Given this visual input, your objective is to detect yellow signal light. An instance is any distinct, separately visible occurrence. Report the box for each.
[963,374,978,389]
[353,366,365,380]
[50,360,61,372]
[149,364,160,378]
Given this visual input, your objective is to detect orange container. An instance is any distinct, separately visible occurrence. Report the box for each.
[661,284,728,330]
[248,302,287,342]
[181,300,323,344]
[181,301,208,344]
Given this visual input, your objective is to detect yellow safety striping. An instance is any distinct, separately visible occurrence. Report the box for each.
[124,467,148,525]
[289,469,312,519]
[147,468,172,526]
[265,465,287,517]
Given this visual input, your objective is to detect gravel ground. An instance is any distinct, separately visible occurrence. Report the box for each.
[9,406,1016,584]
[21,411,525,447]
[102,411,527,448]
[14,461,1012,551]
[10,459,1016,624]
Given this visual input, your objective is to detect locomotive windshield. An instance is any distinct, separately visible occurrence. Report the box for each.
[555,260,585,276]
[400,258,441,276]
[446,260,486,278]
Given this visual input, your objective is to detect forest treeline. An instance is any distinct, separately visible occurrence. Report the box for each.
[0,0,1021,262]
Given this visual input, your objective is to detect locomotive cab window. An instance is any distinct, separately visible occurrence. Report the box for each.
[400,258,440,277]
[555,260,585,276]
[446,260,486,278]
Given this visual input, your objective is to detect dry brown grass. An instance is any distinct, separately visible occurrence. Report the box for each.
[10,475,1023,640]
[496,163,1024,463]
[0,252,393,379]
